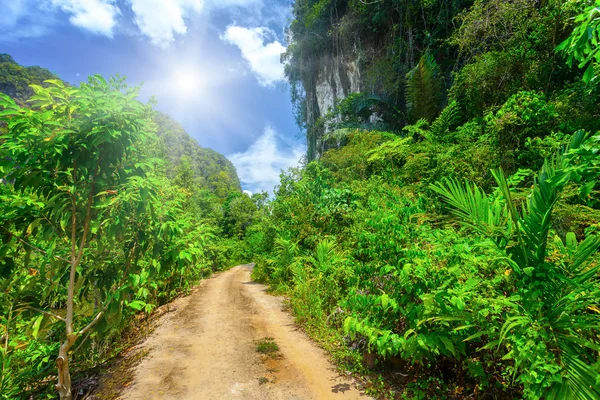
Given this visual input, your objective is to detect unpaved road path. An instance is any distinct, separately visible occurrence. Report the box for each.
[119,265,368,400]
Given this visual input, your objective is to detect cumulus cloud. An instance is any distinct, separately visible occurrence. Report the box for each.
[206,0,263,7]
[0,0,117,40]
[1,0,284,48]
[221,25,286,86]
[126,0,270,48]
[127,0,204,48]
[51,0,120,37]
[228,126,304,194]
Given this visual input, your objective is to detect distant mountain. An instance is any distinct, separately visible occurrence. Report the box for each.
[154,112,241,198]
[0,54,241,198]
[0,54,57,104]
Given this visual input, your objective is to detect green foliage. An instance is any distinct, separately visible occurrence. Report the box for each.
[321,93,404,134]
[451,0,537,56]
[285,0,588,158]
[284,0,476,158]
[486,92,558,147]
[431,131,600,399]
[449,50,525,118]
[558,1,600,84]
[405,53,444,123]
[429,101,461,140]
[0,71,244,397]
[243,1,600,398]
[3,0,600,397]
[243,128,599,398]
[221,192,258,239]
[256,237,299,288]
[0,54,57,104]
[255,337,279,356]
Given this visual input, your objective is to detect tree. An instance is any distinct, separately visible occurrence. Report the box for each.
[222,193,257,239]
[0,76,154,399]
[251,191,270,210]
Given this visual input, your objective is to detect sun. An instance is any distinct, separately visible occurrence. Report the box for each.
[171,67,204,98]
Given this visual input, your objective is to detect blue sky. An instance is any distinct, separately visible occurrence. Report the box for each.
[0,0,304,194]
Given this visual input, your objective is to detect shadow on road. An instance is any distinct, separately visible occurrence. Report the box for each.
[331,383,352,394]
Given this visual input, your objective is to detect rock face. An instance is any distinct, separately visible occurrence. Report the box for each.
[307,52,362,159]
[315,58,361,119]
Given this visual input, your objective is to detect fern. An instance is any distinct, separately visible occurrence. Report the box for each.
[429,100,461,139]
[405,52,444,122]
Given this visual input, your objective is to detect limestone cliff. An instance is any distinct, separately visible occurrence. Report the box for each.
[284,1,475,160]
[304,48,363,158]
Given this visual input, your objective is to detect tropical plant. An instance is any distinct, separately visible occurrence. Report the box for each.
[557,1,600,84]
[0,76,155,399]
[429,101,461,140]
[431,130,600,399]
[405,53,444,123]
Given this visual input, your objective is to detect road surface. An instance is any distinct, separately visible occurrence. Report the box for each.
[119,265,368,400]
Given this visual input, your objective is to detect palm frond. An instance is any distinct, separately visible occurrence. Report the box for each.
[307,239,339,274]
[431,178,509,245]
[518,130,589,267]
[570,235,600,282]
[559,352,600,400]
[434,130,600,399]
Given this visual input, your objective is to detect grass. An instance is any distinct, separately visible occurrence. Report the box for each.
[257,376,269,385]
[255,337,280,358]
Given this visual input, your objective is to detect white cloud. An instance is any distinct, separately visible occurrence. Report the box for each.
[0,0,286,48]
[221,25,286,86]
[228,126,304,194]
[51,0,120,37]
[127,0,204,48]
[206,0,262,8]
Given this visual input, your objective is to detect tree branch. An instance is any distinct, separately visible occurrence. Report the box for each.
[74,161,101,269]
[0,229,70,264]
[30,306,66,323]
[67,191,77,334]
[78,311,103,336]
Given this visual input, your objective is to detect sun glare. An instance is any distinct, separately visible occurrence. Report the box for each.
[171,67,204,97]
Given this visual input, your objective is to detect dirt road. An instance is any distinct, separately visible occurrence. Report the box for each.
[119,265,368,400]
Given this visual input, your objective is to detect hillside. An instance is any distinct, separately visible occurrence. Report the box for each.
[154,112,241,198]
[284,1,600,162]
[0,54,58,104]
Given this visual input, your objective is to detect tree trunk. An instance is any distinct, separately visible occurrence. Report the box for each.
[56,334,76,400]
[57,192,80,400]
